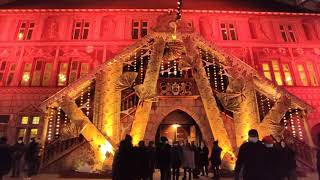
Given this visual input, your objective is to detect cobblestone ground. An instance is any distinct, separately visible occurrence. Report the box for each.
[3,171,318,180]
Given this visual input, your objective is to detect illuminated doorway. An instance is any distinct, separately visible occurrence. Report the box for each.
[155,110,202,145]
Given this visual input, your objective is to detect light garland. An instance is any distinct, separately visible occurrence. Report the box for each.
[47,107,54,141]
[176,0,183,21]
[56,106,61,136]
[86,86,91,116]
[219,65,225,91]
[140,50,144,83]
[134,52,137,72]
[295,109,303,140]
[205,50,211,80]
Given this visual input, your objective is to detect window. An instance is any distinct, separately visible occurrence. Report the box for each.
[72,20,90,40]
[21,116,29,125]
[5,63,15,86]
[297,64,308,86]
[16,21,35,40]
[30,128,38,138]
[279,25,296,42]
[262,63,272,80]
[306,63,318,86]
[32,116,40,125]
[131,20,148,39]
[0,115,9,124]
[17,128,26,140]
[57,61,89,86]
[31,61,53,86]
[272,61,283,86]
[20,63,32,86]
[282,64,294,86]
[57,62,68,86]
[0,61,6,83]
[220,23,238,40]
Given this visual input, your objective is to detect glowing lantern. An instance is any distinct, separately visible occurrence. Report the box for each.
[23,74,30,82]
[18,32,24,40]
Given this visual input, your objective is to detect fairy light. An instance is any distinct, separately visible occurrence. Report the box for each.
[259,93,265,118]
[47,107,54,141]
[134,52,137,72]
[266,98,271,110]
[168,58,171,76]
[86,86,91,116]
[161,56,164,76]
[295,109,303,140]
[140,49,144,83]
[213,64,218,89]
[289,108,296,137]
[219,65,225,91]
[80,89,84,106]
[56,106,61,136]
[173,58,177,76]
[283,114,288,129]
[64,114,68,126]
[176,0,183,21]
[205,50,211,80]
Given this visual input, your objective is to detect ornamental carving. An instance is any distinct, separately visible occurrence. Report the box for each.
[159,80,193,96]
[199,16,213,40]
[41,16,59,40]
[100,15,117,40]
[152,13,194,33]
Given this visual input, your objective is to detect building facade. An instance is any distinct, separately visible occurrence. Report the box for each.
[0,1,319,170]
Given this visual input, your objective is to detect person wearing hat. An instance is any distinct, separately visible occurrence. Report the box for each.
[262,135,281,180]
[235,129,265,180]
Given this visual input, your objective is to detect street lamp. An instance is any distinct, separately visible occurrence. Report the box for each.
[172,124,180,141]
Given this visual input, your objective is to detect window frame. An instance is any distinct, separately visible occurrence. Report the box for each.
[16,20,35,41]
[296,63,309,86]
[16,114,42,143]
[279,24,297,43]
[71,19,90,40]
[57,59,90,86]
[220,22,238,41]
[131,20,149,40]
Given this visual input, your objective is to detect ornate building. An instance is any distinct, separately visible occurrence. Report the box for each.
[0,0,319,172]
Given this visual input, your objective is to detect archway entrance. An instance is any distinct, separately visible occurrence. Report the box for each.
[155,110,202,145]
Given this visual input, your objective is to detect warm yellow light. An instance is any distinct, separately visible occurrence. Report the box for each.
[172,123,180,129]
[58,73,66,82]
[172,34,177,41]
[23,74,30,82]
[18,32,24,40]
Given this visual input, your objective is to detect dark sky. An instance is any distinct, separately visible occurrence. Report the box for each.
[0,0,309,12]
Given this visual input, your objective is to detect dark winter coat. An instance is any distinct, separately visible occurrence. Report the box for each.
[118,140,134,180]
[12,142,25,160]
[200,146,209,166]
[157,143,171,169]
[171,145,182,168]
[136,146,149,178]
[235,141,265,180]
[146,146,156,173]
[262,146,280,180]
[25,141,40,162]
[210,145,222,166]
[0,143,12,175]
[278,145,297,178]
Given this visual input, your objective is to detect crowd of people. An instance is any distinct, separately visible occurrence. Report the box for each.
[112,134,223,180]
[0,136,41,180]
[113,129,299,180]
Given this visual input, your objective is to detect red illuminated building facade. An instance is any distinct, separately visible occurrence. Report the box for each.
[0,0,319,148]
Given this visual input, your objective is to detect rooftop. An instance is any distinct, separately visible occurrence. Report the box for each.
[0,0,312,13]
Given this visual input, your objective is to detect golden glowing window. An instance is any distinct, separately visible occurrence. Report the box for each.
[58,63,68,86]
[272,61,283,86]
[21,116,29,124]
[80,63,89,77]
[32,116,40,125]
[21,63,32,86]
[30,128,38,138]
[282,64,293,86]
[297,64,308,86]
[306,63,318,86]
[17,128,26,140]
[262,63,272,80]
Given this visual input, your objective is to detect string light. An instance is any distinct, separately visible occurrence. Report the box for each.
[295,109,303,140]
[176,0,183,21]
[140,50,144,83]
[134,52,137,72]
[205,50,211,80]
[56,106,61,136]
[47,107,54,141]
[173,58,177,76]
[86,86,91,116]
[219,65,225,91]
